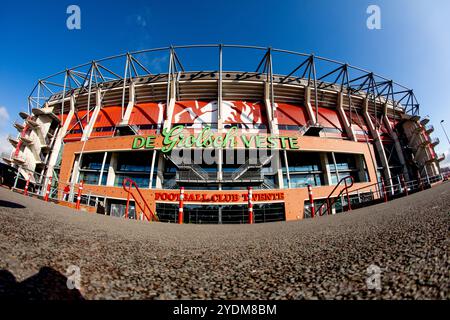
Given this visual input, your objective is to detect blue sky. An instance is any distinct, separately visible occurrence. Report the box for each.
[0,0,449,164]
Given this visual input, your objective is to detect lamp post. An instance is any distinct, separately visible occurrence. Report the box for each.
[440,120,450,145]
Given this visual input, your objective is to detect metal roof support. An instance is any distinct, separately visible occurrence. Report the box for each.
[130,54,152,75]
[121,54,130,119]
[311,55,319,124]
[37,81,41,109]
[60,71,68,123]
[279,56,310,83]
[218,44,223,129]
[85,62,95,124]
[19,45,421,120]
[268,48,275,119]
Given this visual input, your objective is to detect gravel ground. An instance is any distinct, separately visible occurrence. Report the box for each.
[0,183,448,300]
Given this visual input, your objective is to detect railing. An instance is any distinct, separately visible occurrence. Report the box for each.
[261,177,276,189]
[431,137,440,146]
[231,155,273,180]
[306,173,445,218]
[316,176,354,216]
[122,177,158,222]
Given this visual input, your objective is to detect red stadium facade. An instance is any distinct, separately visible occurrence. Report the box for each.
[3,45,445,223]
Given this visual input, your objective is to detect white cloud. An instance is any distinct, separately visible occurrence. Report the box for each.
[136,15,147,27]
[0,106,10,126]
[0,133,13,156]
[0,106,13,158]
[441,148,450,169]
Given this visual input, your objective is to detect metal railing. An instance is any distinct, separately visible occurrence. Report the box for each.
[316,176,354,216]
[122,177,158,222]
[305,173,444,218]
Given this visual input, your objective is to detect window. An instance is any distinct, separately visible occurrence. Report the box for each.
[327,153,367,184]
[78,153,110,185]
[114,151,153,188]
[282,151,324,187]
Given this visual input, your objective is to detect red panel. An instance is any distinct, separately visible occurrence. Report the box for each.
[345,110,373,142]
[223,101,267,125]
[275,103,308,126]
[88,106,122,138]
[64,110,91,142]
[129,103,163,126]
[172,100,217,124]
[317,107,346,138]
[94,106,122,128]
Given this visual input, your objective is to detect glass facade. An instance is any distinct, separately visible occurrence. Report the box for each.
[73,149,370,191]
[114,151,153,188]
[282,151,324,188]
[78,153,110,185]
[327,153,368,184]
[155,203,285,224]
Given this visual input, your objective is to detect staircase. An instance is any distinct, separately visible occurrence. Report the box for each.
[231,155,274,180]
[299,120,323,136]
[261,177,276,189]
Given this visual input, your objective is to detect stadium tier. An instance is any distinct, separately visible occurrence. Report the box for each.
[3,45,445,223]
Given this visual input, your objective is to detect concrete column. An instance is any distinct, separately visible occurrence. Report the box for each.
[336,92,357,141]
[155,153,165,188]
[382,114,409,179]
[47,96,75,181]
[281,150,290,189]
[320,152,331,185]
[82,89,103,141]
[149,149,157,189]
[98,152,108,186]
[106,152,118,187]
[163,79,177,130]
[264,81,279,134]
[355,154,368,182]
[362,98,392,184]
[70,155,80,184]
[275,151,285,189]
[119,81,136,125]
[304,87,317,124]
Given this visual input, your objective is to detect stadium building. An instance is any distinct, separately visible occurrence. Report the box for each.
[3,45,445,223]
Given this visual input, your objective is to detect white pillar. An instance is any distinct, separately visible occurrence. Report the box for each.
[362,98,392,184]
[336,92,357,141]
[304,86,317,124]
[106,152,118,187]
[264,81,279,134]
[46,96,75,181]
[82,89,103,141]
[383,113,409,179]
[119,81,136,125]
[163,79,176,130]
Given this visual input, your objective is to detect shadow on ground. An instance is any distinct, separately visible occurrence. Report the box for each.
[0,267,84,300]
[0,200,25,209]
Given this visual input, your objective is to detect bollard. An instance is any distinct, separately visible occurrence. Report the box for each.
[381,177,387,203]
[125,181,131,219]
[307,185,315,218]
[400,174,408,196]
[44,176,52,202]
[178,187,185,224]
[248,187,254,224]
[75,181,84,210]
[24,173,31,196]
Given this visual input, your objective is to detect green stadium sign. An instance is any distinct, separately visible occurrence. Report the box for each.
[132,125,300,153]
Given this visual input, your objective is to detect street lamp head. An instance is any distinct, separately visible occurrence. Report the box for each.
[441,120,445,123]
